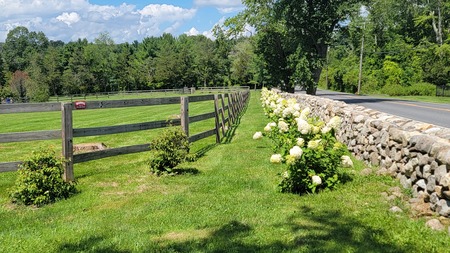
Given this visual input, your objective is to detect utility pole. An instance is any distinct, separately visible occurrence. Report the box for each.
[357,22,365,95]
[326,46,330,89]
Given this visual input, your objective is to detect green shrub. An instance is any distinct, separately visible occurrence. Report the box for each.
[148,127,195,175]
[406,82,435,96]
[9,149,77,207]
[256,88,351,194]
[381,83,407,96]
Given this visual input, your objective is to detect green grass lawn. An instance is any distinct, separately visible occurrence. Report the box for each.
[1,91,449,252]
[370,94,450,104]
[0,98,216,162]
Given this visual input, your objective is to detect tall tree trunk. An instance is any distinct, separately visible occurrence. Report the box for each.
[431,1,443,46]
[306,43,327,95]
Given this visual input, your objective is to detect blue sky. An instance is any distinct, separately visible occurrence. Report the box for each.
[0,0,244,43]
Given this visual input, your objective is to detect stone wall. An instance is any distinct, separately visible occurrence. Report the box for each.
[279,91,450,217]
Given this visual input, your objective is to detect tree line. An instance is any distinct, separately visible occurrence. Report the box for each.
[229,0,449,96]
[0,26,259,102]
[1,1,449,102]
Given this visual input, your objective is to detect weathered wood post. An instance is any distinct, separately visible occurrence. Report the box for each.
[220,94,229,130]
[237,92,244,113]
[213,94,221,143]
[61,102,74,182]
[180,96,189,137]
[229,93,237,123]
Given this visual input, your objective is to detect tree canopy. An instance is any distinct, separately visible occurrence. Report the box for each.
[227,0,362,94]
[1,0,450,102]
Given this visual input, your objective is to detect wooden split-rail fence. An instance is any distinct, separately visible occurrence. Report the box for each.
[0,90,250,181]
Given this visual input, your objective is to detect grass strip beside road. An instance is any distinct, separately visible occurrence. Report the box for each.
[0,91,449,252]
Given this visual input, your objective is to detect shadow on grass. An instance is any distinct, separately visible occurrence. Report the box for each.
[195,143,218,158]
[170,167,200,175]
[58,236,131,253]
[156,220,271,252]
[56,208,413,252]
[222,113,244,144]
[280,205,413,253]
[153,208,411,252]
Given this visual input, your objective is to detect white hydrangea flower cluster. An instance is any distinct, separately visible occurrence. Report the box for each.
[258,88,343,138]
[255,88,352,194]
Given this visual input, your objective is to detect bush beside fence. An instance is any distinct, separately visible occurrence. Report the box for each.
[0,90,250,182]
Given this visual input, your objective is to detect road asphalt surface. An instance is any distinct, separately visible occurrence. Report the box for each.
[304,89,450,129]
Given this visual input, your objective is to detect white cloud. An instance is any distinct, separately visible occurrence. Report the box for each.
[139,4,196,22]
[56,12,81,26]
[194,0,244,13]
[185,16,227,40]
[0,0,89,18]
[202,30,215,40]
[0,1,198,43]
[185,27,200,36]
[185,26,215,40]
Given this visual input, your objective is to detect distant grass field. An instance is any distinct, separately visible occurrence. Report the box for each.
[48,90,189,102]
[0,95,217,163]
[0,91,449,252]
[371,94,450,104]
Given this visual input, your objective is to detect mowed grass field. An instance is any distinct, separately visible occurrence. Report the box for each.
[0,91,449,252]
[0,94,217,163]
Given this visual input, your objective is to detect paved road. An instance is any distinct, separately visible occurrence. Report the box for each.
[308,89,450,128]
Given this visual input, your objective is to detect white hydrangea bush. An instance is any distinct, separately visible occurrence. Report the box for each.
[255,88,353,194]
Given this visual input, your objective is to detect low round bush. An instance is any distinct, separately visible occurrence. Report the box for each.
[148,127,196,175]
[9,149,77,207]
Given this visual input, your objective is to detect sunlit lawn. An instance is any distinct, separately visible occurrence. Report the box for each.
[0,91,449,252]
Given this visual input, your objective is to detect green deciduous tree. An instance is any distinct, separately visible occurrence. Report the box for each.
[230,0,362,94]
[3,26,48,72]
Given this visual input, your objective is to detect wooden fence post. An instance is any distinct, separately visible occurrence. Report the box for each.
[227,94,235,124]
[181,96,189,137]
[213,94,221,143]
[220,94,230,129]
[61,103,74,182]
[238,92,244,112]
[233,93,240,115]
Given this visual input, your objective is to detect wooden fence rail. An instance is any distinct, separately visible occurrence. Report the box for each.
[0,90,250,181]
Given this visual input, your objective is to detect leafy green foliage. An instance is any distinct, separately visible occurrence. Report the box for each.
[148,127,196,175]
[1,91,449,252]
[278,130,348,194]
[9,149,77,207]
[257,88,350,194]
[230,0,363,94]
[318,0,450,96]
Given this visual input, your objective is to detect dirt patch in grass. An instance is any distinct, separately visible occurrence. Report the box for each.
[154,229,212,244]
[73,143,107,154]
[96,181,119,188]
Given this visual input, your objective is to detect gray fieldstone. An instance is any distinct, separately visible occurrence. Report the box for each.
[423,165,432,179]
[409,135,436,153]
[440,173,450,188]
[426,175,437,193]
[426,219,445,231]
[404,162,414,177]
[435,186,443,198]
[278,90,450,218]
[436,148,450,165]
[435,165,448,183]
[416,179,427,190]
[437,199,450,217]
[389,206,403,213]
[430,193,440,206]
[400,175,412,189]
[415,166,423,178]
